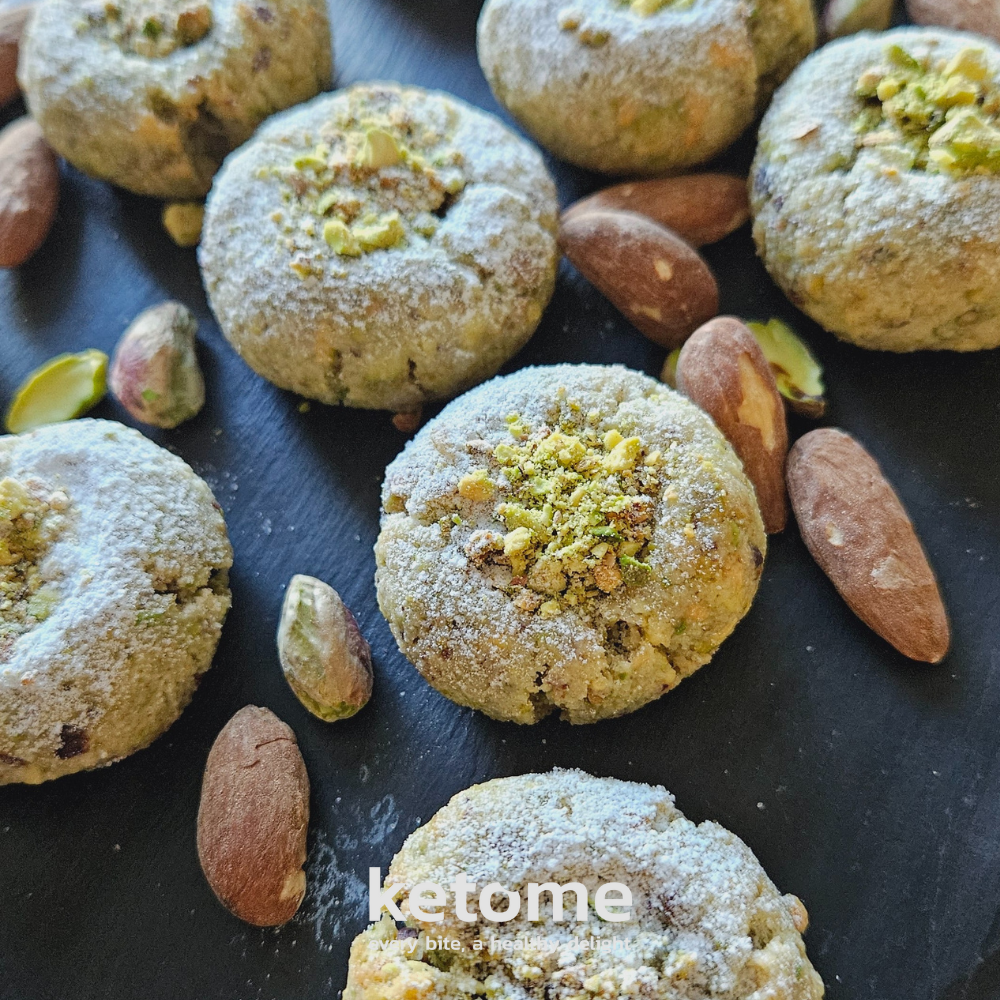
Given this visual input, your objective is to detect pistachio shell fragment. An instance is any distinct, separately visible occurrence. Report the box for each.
[5,349,108,433]
[277,575,373,722]
[109,301,205,428]
[747,318,826,418]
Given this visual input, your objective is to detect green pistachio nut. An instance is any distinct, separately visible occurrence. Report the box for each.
[109,301,205,429]
[747,319,826,418]
[277,575,373,722]
[5,349,108,434]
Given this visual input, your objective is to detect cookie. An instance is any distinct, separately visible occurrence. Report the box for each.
[18,0,332,198]
[477,0,816,175]
[752,28,1000,352]
[0,419,232,784]
[375,364,766,724]
[199,82,559,413]
[345,769,825,1000]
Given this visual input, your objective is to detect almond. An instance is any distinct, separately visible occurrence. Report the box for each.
[0,4,33,107]
[559,209,719,349]
[0,117,58,268]
[563,174,750,247]
[197,706,310,927]
[676,316,789,533]
[786,428,950,663]
[906,0,1000,44]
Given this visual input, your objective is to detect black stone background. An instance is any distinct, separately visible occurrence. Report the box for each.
[1,2,999,998]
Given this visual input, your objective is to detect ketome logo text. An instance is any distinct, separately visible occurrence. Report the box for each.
[369,869,632,923]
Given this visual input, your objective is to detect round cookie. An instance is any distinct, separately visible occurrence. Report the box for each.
[0,419,232,785]
[751,28,1000,352]
[346,769,825,1000]
[375,364,766,724]
[199,82,559,413]
[18,0,332,199]
[476,0,816,175]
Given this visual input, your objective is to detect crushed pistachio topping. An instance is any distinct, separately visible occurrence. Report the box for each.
[271,92,468,278]
[79,0,212,57]
[0,478,67,660]
[854,44,1000,174]
[458,419,663,616]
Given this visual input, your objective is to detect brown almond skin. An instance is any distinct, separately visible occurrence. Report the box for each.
[197,706,310,927]
[563,174,750,247]
[0,117,58,268]
[0,4,33,107]
[676,316,789,533]
[787,428,950,664]
[906,0,1000,44]
[559,209,719,349]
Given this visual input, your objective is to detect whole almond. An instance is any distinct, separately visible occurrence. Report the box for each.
[197,706,310,927]
[787,428,950,663]
[0,117,58,268]
[0,3,33,106]
[559,209,719,349]
[563,174,750,247]
[906,0,1000,43]
[676,317,789,533]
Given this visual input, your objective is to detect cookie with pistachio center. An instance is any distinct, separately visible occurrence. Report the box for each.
[0,419,232,785]
[375,365,766,724]
[18,0,332,198]
[476,0,816,174]
[199,82,559,412]
[752,28,1000,351]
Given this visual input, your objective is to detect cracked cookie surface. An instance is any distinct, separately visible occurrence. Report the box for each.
[0,419,232,784]
[751,27,1000,351]
[476,0,815,174]
[375,365,765,724]
[18,0,332,198]
[199,82,559,412]
[345,769,825,1000]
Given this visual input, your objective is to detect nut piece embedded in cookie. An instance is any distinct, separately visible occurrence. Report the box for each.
[786,427,950,663]
[277,575,373,721]
[559,209,719,349]
[109,301,205,428]
[677,317,789,533]
[197,706,310,926]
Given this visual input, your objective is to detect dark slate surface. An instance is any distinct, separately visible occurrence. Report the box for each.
[1,3,999,999]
